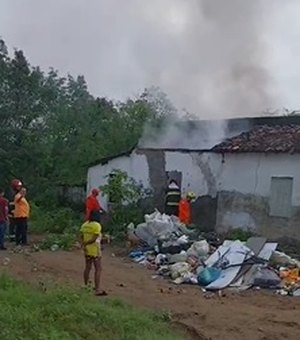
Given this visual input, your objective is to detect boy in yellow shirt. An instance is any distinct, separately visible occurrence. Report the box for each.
[80,210,106,296]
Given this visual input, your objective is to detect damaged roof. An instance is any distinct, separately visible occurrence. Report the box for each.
[212,125,300,153]
[88,145,137,167]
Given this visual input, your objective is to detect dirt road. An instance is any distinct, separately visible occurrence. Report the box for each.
[1,246,300,340]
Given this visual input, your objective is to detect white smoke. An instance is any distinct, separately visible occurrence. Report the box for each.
[1,0,282,119]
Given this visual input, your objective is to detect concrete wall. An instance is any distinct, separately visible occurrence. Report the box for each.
[87,150,300,238]
[162,151,300,236]
[87,149,221,229]
[164,151,221,230]
[164,152,221,197]
[216,153,300,239]
[87,149,221,212]
[87,151,150,210]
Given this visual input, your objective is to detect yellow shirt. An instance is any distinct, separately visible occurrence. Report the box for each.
[14,193,30,218]
[80,221,102,257]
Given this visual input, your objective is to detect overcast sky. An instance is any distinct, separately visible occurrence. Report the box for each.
[1,0,300,118]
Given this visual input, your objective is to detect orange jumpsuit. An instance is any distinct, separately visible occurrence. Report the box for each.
[85,195,101,220]
[178,198,191,225]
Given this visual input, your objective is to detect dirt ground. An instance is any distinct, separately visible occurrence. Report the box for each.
[1,244,300,340]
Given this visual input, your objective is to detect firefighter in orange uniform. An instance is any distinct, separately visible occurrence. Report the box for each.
[179,192,196,225]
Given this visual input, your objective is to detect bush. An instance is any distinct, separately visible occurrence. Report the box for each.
[41,233,78,251]
[30,203,81,234]
[0,275,182,340]
[224,228,256,242]
[106,204,144,239]
[101,170,149,237]
[101,169,145,206]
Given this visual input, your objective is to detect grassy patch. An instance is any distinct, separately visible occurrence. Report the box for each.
[40,233,78,251]
[223,228,255,242]
[0,275,182,340]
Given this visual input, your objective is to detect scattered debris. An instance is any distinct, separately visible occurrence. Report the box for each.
[128,211,300,297]
[293,288,300,297]
[117,283,126,288]
[32,244,41,252]
[50,244,59,252]
[271,251,300,267]
[2,257,10,266]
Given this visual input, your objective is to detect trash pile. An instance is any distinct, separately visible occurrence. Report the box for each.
[128,211,300,296]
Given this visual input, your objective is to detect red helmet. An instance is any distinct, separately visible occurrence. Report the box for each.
[11,179,22,190]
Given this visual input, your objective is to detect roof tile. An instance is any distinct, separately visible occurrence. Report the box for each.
[212,125,300,153]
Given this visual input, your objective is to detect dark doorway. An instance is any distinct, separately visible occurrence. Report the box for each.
[166,171,182,189]
[191,195,217,231]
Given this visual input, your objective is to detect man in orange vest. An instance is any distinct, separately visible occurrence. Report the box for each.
[14,187,30,246]
[179,192,196,225]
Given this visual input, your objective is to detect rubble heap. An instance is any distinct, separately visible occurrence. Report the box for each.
[128,211,300,296]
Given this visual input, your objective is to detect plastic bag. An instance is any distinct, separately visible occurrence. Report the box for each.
[168,251,188,264]
[187,240,209,259]
[170,262,191,280]
[271,251,300,268]
[197,267,221,286]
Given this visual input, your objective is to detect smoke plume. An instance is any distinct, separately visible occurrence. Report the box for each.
[137,0,277,118]
[1,0,278,118]
[1,0,281,149]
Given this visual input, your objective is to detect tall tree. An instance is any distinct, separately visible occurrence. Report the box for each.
[0,39,169,204]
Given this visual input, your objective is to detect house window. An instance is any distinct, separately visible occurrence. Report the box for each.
[269,177,293,218]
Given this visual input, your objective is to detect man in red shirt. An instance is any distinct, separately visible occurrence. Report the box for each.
[85,189,102,221]
[0,188,8,250]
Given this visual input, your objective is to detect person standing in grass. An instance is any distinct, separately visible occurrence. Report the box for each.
[14,187,30,246]
[80,209,106,296]
[0,189,8,250]
[7,179,22,242]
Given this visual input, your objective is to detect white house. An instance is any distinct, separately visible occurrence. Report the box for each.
[87,116,300,239]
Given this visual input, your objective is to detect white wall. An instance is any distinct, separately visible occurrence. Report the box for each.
[165,152,221,197]
[87,151,150,210]
[87,150,300,213]
[216,153,300,235]
[87,149,222,209]
[165,151,300,205]
[220,153,300,206]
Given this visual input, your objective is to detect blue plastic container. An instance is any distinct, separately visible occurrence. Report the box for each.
[197,267,221,286]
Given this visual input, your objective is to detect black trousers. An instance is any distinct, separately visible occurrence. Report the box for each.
[9,217,16,241]
[165,205,179,217]
[15,218,28,245]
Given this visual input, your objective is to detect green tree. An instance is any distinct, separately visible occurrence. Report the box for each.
[0,38,174,208]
